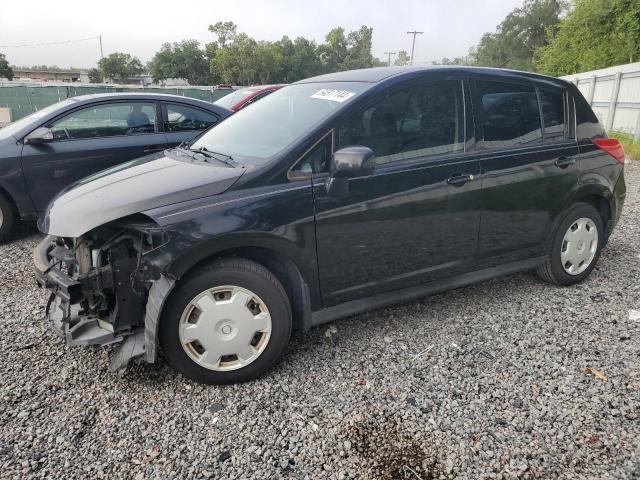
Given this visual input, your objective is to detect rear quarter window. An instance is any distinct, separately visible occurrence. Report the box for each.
[539,89,566,143]
[572,86,604,141]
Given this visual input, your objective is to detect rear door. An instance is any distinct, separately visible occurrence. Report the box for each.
[161,102,222,148]
[311,77,483,306]
[472,77,579,267]
[20,100,166,211]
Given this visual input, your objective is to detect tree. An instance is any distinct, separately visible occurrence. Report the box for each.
[473,0,565,71]
[273,36,322,82]
[208,21,237,48]
[149,40,211,85]
[319,27,349,72]
[208,22,382,85]
[88,68,103,83]
[535,0,640,75]
[433,53,476,66]
[97,52,143,81]
[394,51,411,66]
[211,33,260,85]
[343,26,375,70]
[0,53,14,80]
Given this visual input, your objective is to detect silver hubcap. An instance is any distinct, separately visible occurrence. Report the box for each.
[561,217,598,275]
[179,285,272,371]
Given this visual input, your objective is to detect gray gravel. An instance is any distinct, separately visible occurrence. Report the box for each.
[1,164,640,480]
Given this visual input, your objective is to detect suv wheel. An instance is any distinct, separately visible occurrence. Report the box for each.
[0,193,15,242]
[536,202,604,286]
[159,258,292,384]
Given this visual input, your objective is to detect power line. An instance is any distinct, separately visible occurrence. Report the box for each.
[0,36,101,48]
[406,31,424,66]
[384,52,396,67]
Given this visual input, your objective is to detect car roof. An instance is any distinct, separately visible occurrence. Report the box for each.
[1,92,232,142]
[70,92,222,104]
[295,65,571,88]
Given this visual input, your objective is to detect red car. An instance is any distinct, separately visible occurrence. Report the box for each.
[214,85,285,112]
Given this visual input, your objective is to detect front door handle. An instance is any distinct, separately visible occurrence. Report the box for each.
[446,173,475,187]
[554,156,576,168]
[143,145,164,153]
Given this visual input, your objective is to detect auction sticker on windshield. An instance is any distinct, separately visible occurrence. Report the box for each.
[310,89,356,103]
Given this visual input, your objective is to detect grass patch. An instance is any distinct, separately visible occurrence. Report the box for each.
[609,131,640,161]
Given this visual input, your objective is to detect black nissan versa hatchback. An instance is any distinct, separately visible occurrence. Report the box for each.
[34,66,626,384]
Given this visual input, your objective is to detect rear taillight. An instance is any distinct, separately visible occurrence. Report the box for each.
[593,138,625,165]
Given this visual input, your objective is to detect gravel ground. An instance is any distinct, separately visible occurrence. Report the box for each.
[1,164,639,480]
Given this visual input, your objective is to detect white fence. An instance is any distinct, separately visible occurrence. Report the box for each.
[562,62,640,142]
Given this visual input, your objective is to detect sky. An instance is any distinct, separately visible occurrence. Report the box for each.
[0,0,524,69]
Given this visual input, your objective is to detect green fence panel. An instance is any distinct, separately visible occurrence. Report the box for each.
[0,86,31,120]
[0,84,236,121]
[211,89,232,101]
[28,86,68,112]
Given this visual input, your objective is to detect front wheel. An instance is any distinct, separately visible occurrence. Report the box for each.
[0,193,15,242]
[536,202,604,286]
[159,258,292,384]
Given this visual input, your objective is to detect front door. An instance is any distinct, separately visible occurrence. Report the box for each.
[312,78,483,306]
[21,101,166,211]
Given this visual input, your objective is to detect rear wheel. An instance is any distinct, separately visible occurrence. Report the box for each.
[159,258,292,384]
[0,193,15,242]
[536,203,604,286]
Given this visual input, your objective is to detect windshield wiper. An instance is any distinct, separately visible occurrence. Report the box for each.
[189,146,238,167]
[174,146,238,168]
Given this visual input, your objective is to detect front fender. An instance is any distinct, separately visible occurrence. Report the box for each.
[142,180,320,306]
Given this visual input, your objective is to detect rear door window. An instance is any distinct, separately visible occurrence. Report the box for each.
[476,81,542,149]
[539,89,566,142]
[165,104,219,132]
[50,102,157,140]
[337,80,465,165]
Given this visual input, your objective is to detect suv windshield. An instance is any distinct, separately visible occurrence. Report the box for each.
[193,82,369,164]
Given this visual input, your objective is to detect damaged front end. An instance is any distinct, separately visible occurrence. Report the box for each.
[34,215,173,373]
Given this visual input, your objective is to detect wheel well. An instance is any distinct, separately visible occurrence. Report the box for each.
[576,194,613,243]
[178,246,312,332]
[578,194,611,225]
[0,185,18,216]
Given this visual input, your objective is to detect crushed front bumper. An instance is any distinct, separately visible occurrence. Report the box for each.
[34,234,174,373]
[34,235,123,346]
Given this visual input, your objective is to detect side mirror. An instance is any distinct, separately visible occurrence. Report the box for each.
[332,146,375,178]
[24,127,53,144]
[326,146,375,196]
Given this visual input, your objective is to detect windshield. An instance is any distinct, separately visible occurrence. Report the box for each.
[0,99,77,141]
[214,88,261,109]
[194,82,369,163]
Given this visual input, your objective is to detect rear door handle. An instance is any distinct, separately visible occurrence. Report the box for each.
[447,173,475,187]
[554,156,576,168]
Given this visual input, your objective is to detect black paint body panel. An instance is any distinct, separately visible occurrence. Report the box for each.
[37,67,625,325]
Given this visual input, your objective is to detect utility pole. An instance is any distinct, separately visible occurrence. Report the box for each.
[406,31,423,65]
[384,52,396,67]
[99,35,104,60]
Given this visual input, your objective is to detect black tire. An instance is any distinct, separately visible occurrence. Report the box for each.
[0,193,15,242]
[536,202,604,286]
[159,258,292,384]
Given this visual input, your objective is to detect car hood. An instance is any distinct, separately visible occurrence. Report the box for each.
[39,153,245,237]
